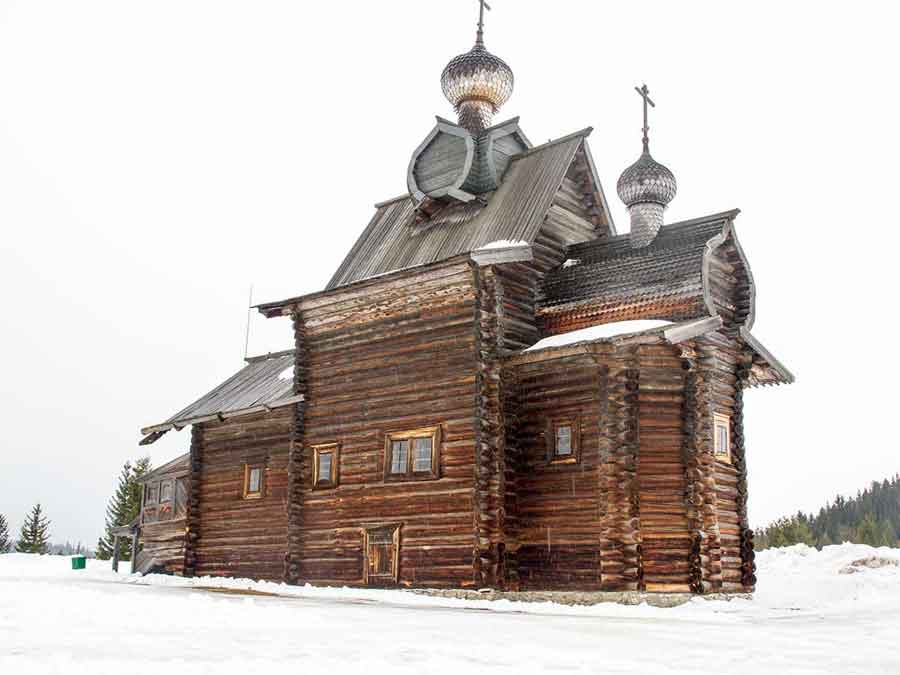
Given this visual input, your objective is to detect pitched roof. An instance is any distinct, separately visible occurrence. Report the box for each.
[138,453,190,482]
[539,210,740,322]
[140,351,300,444]
[327,129,597,289]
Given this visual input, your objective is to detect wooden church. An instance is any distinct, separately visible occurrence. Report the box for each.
[137,5,792,595]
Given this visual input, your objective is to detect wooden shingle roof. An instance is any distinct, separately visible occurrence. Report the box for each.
[140,351,300,444]
[539,210,740,322]
[327,129,604,289]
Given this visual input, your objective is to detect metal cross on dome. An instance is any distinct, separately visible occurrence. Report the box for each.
[476,0,492,45]
[634,83,655,152]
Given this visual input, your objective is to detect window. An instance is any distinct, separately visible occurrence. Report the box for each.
[159,480,173,503]
[714,413,731,462]
[384,427,441,480]
[243,464,264,499]
[548,417,580,464]
[144,482,159,505]
[313,444,339,488]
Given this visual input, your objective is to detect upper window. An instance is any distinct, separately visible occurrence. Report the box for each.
[385,427,441,481]
[144,482,159,505]
[243,464,264,499]
[159,480,173,503]
[714,413,731,462]
[549,417,580,464]
[313,444,339,489]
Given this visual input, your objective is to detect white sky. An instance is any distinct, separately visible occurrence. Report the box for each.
[1,1,898,546]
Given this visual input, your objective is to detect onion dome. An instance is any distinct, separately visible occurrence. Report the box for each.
[441,17,514,133]
[616,149,677,208]
[618,84,677,248]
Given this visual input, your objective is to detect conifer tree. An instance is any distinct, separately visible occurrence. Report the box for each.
[0,513,11,553]
[16,504,51,554]
[96,457,153,560]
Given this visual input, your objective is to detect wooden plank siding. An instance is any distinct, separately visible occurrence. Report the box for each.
[192,408,292,581]
[293,260,480,588]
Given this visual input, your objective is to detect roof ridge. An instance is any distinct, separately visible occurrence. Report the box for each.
[512,127,593,159]
[244,349,294,364]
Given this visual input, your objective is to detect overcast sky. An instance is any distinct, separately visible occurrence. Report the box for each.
[1,1,898,546]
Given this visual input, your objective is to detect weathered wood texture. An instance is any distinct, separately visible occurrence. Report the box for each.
[192,409,292,581]
[285,310,308,584]
[510,354,605,590]
[600,352,642,591]
[473,265,506,587]
[139,475,187,575]
[293,260,479,588]
[139,520,186,575]
[636,344,692,593]
[182,424,202,577]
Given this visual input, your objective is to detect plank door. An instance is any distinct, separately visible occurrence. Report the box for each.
[364,525,400,587]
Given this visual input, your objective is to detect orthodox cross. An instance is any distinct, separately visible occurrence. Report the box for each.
[634,83,655,152]
[476,0,492,45]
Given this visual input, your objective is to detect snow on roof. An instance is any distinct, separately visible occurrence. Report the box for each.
[477,239,529,251]
[524,320,673,352]
[278,366,294,381]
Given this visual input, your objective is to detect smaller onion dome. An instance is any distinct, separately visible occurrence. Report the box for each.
[616,149,677,208]
[441,17,514,134]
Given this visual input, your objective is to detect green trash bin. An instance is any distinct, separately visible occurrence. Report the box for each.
[71,555,86,570]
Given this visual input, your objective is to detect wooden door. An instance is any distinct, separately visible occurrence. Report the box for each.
[364,525,400,587]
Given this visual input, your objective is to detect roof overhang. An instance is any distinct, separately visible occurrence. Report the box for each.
[507,316,723,365]
[739,327,795,386]
[139,395,304,445]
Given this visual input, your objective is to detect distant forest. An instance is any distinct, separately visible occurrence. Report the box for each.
[755,475,900,550]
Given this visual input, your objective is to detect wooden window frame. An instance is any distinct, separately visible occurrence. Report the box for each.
[312,443,340,489]
[144,481,159,505]
[242,463,265,500]
[713,412,732,463]
[383,426,441,481]
[547,416,580,465]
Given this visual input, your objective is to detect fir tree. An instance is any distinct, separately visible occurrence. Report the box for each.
[0,513,11,553]
[16,504,51,554]
[96,457,152,560]
[755,474,900,551]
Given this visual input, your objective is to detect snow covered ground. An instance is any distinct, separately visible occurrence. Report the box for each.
[2,543,898,674]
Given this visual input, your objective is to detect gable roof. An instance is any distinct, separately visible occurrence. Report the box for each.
[327,128,610,290]
[139,351,300,445]
[138,453,190,482]
[539,210,740,323]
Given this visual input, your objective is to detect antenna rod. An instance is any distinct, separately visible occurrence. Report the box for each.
[243,285,254,362]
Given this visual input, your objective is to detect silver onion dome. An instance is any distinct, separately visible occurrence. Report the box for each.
[441,39,514,133]
[616,150,677,207]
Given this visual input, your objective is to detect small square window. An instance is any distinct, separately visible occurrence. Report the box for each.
[385,427,441,481]
[714,413,731,462]
[313,444,339,488]
[549,418,580,464]
[243,464,264,499]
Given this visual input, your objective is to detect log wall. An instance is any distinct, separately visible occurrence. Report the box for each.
[636,343,692,592]
[192,408,292,581]
[293,260,479,588]
[510,353,605,590]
